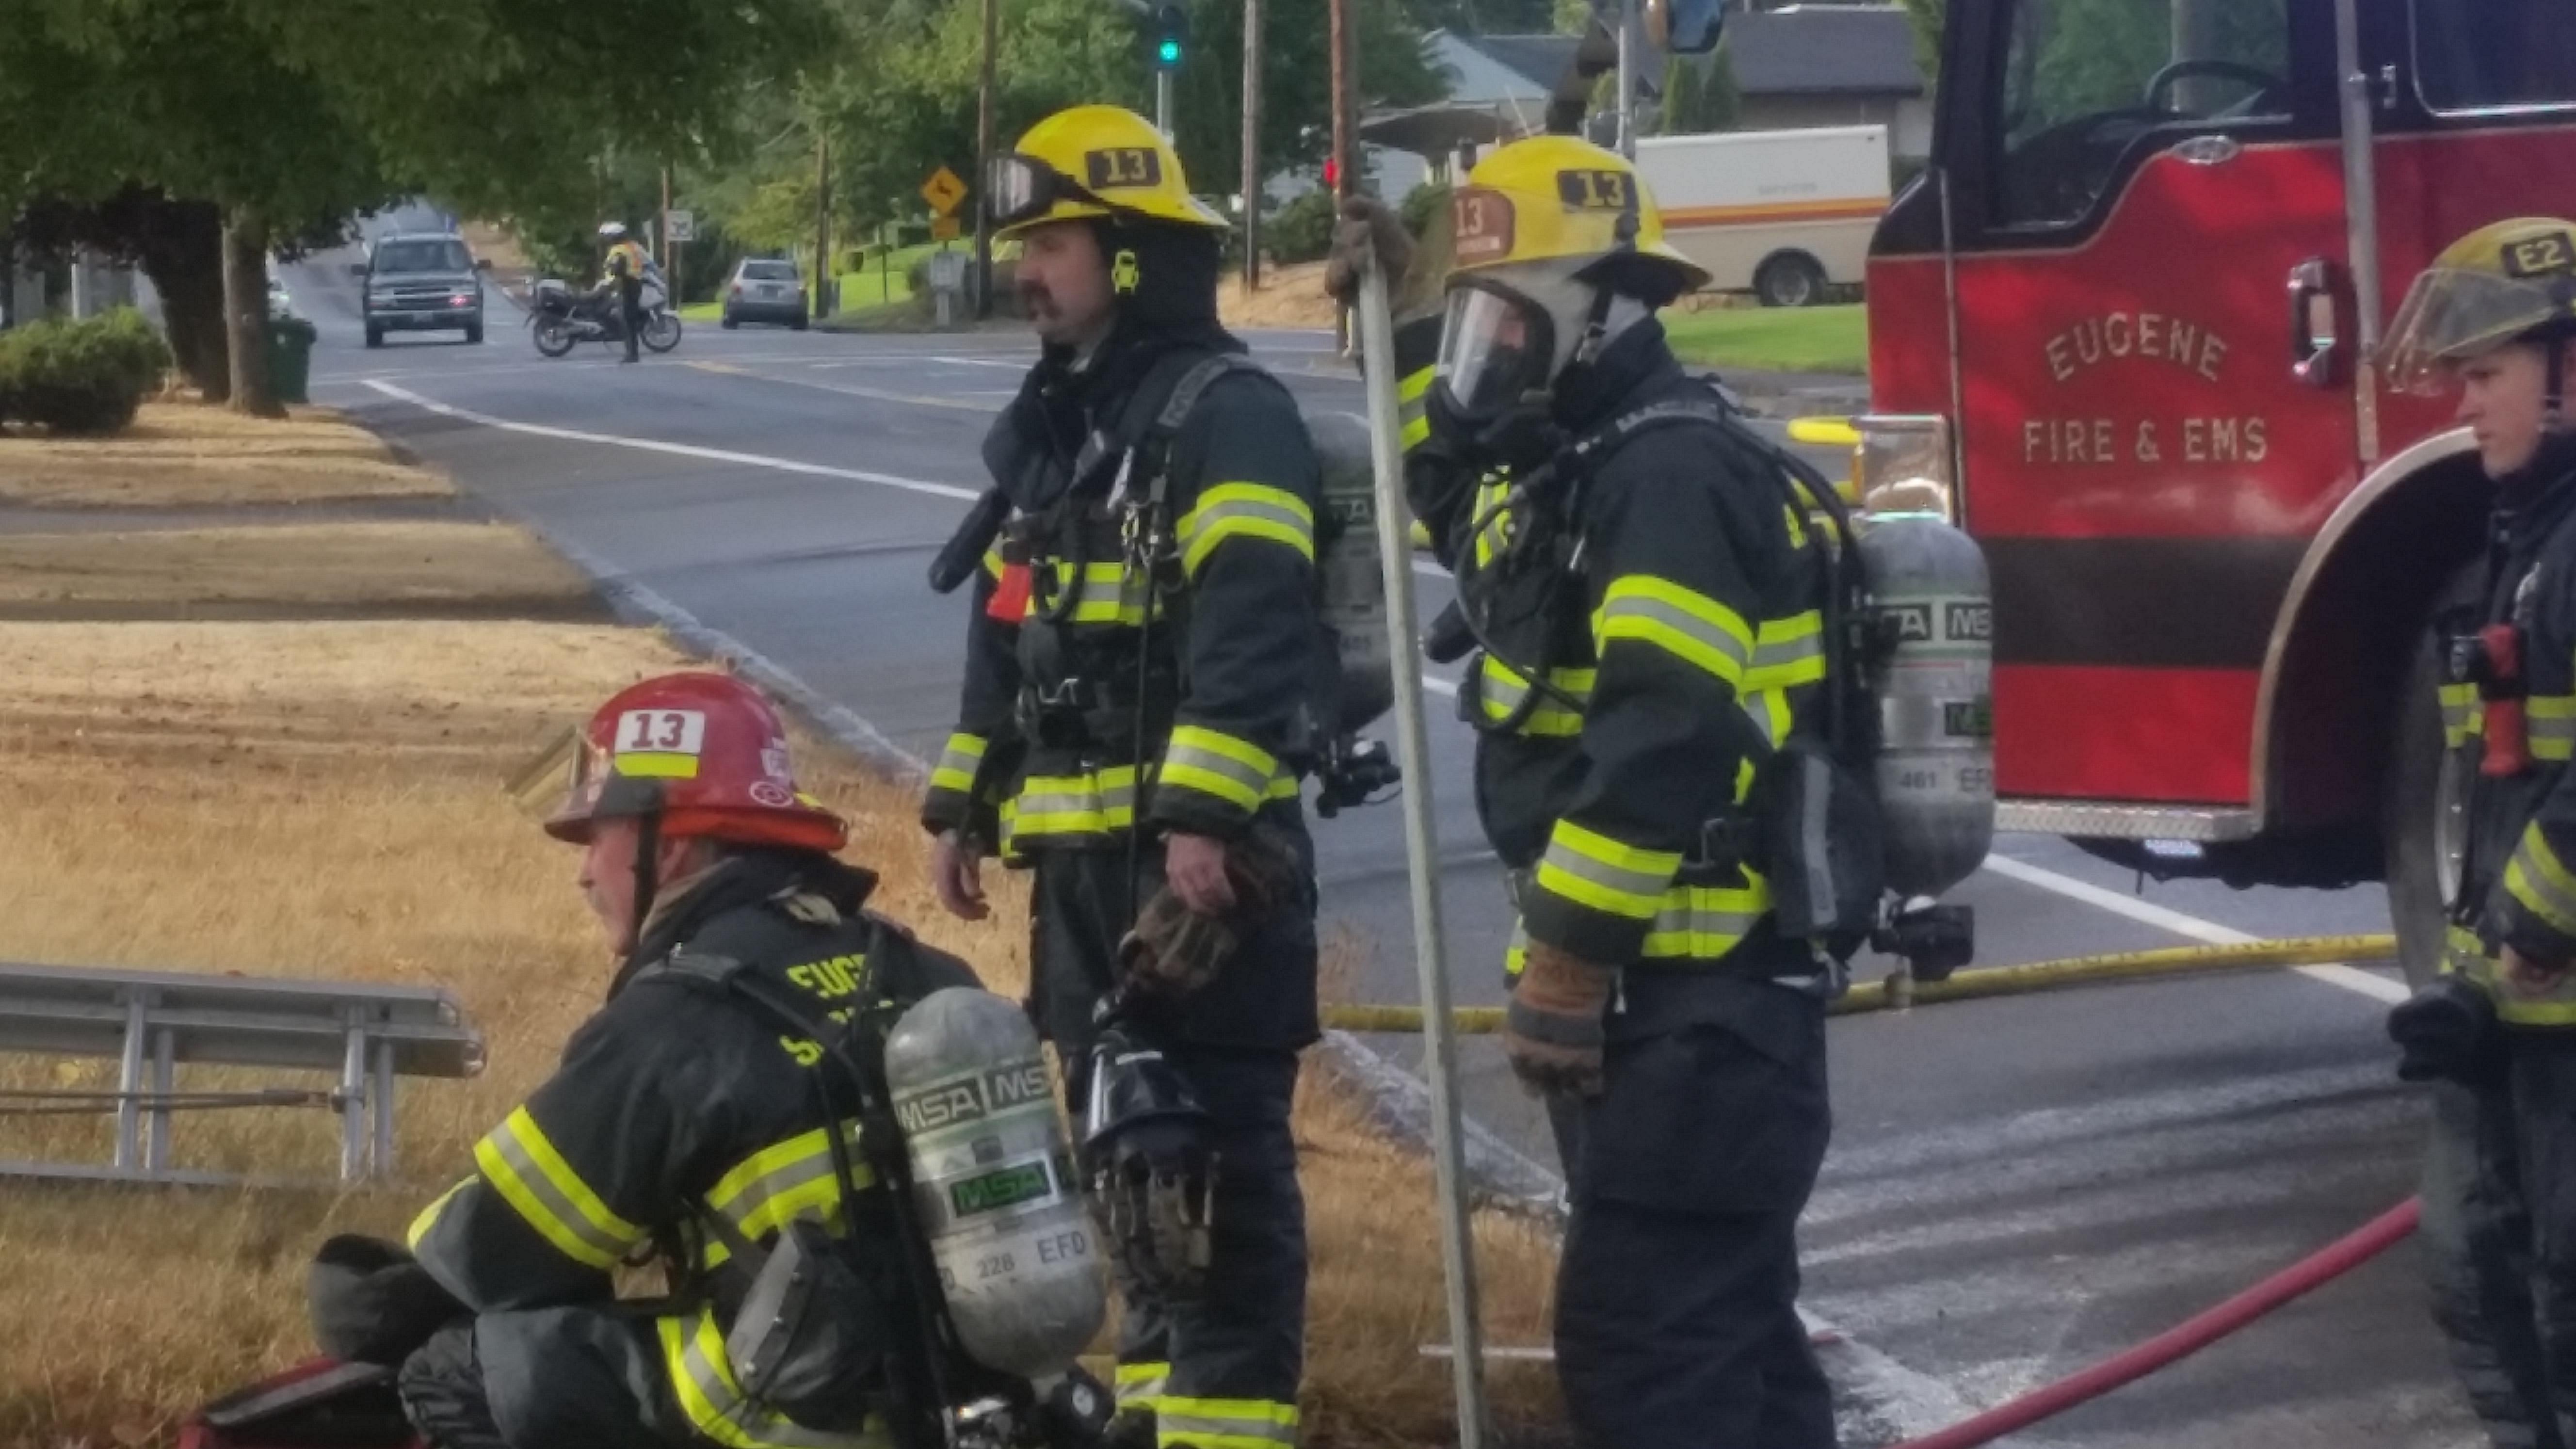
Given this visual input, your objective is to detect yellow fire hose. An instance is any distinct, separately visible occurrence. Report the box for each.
[1319,934,2400,1035]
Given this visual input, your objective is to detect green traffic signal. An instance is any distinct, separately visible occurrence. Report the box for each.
[1151,4,1186,69]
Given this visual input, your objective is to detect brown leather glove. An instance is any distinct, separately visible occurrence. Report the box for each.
[1324,197,1417,306]
[1121,828,1305,998]
[1502,940,1615,1098]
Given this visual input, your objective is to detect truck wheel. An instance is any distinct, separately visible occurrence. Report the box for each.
[2385,566,2482,987]
[364,324,384,349]
[463,322,483,345]
[1755,253,1826,309]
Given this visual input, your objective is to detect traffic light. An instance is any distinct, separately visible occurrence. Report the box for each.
[1151,3,1187,69]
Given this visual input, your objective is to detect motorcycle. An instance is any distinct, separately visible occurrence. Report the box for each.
[526,274,683,359]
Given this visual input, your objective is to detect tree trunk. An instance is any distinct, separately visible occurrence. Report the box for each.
[121,197,228,399]
[221,207,280,418]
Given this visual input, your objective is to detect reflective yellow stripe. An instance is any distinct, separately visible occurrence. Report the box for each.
[2531,693,2576,761]
[700,1120,870,1270]
[1401,414,1431,450]
[2442,683,2484,748]
[1177,483,1316,577]
[1399,368,1434,403]
[1534,819,1681,920]
[1639,876,1770,962]
[472,1106,642,1271]
[406,1177,471,1251]
[1155,1396,1299,1449]
[1503,914,1530,980]
[1593,575,1753,689]
[1265,773,1301,801]
[660,1309,881,1449]
[1471,480,1513,570]
[930,732,987,795]
[1162,725,1278,814]
[1011,765,1143,838]
[1116,1360,1172,1410]
[1035,560,1152,627]
[981,545,1006,581]
[2509,826,2576,938]
[1477,656,1592,737]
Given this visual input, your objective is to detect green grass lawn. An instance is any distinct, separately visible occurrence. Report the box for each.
[1661,304,1868,375]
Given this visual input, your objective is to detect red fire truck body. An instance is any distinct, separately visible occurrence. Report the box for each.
[1859,0,2576,956]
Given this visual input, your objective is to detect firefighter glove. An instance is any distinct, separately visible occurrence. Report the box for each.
[1503,940,1614,1098]
[1325,197,1416,305]
[1120,828,1304,998]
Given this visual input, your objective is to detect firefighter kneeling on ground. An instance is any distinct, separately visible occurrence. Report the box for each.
[2386,219,2576,1449]
[303,672,978,1449]
[920,104,1321,1449]
[1330,134,1839,1449]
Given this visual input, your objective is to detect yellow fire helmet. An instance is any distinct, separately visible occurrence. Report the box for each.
[2384,217,2576,394]
[1445,134,1710,296]
[986,104,1229,241]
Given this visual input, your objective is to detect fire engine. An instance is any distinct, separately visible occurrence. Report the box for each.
[1856,0,2576,977]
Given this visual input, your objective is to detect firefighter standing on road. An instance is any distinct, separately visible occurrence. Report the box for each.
[919,104,1321,1449]
[2385,218,2576,1448]
[304,672,977,1449]
[1332,136,1839,1448]
[600,221,650,364]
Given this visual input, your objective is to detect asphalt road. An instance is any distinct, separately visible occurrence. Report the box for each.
[293,244,2476,1449]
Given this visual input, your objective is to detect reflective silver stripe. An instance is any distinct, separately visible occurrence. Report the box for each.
[476,1110,637,1268]
[1593,583,1753,685]
[1639,885,1766,961]
[1535,826,1679,918]
[1154,1404,1299,1448]
[1745,617,1825,687]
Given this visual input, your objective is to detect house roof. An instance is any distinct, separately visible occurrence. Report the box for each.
[1443,6,1923,103]
[1725,6,1926,97]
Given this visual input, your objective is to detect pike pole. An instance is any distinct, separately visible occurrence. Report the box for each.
[1356,253,1492,1448]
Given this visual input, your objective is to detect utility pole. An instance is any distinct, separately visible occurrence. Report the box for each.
[1240,0,1263,293]
[814,133,833,322]
[976,0,999,317]
[660,165,683,308]
[1614,0,1638,158]
[1328,0,1353,352]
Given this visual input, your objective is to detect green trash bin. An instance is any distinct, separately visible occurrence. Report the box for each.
[267,316,317,404]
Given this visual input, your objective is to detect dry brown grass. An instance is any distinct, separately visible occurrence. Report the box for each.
[0,619,1561,1447]
[0,522,599,618]
[1222,262,1342,331]
[0,402,451,508]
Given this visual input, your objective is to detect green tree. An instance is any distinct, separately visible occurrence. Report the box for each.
[1660,43,1740,134]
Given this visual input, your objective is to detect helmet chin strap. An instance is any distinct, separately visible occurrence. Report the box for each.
[621,807,664,982]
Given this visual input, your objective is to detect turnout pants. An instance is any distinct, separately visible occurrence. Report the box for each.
[1557,998,1837,1449]
[2432,1039,2576,1448]
[398,1310,695,1449]
[1035,841,1312,1449]
[619,277,644,361]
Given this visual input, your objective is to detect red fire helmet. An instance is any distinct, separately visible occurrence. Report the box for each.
[543,672,847,853]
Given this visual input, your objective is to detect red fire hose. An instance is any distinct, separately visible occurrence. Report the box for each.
[1888,1198,2422,1449]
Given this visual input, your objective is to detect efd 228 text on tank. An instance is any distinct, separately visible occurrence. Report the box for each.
[2022,312,2268,467]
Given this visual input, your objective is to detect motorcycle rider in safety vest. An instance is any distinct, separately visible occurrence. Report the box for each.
[919,104,1320,1449]
[304,672,978,1449]
[599,221,651,364]
[1330,134,1838,1449]
[2385,217,2576,1449]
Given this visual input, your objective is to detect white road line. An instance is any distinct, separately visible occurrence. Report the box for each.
[1980,852,2408,1003]
[686,359,1001,414]
[360,380,983,502]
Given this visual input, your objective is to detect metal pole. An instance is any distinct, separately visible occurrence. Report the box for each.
[2333,0,2384,464]
[1158,69,1175,139]
[975,0,999,318]
[1241,0,1263,294]
[1614,0,1638,158]
[1329,0,1354,354]
[1356,255,1491,1449]
[815,134,833,322]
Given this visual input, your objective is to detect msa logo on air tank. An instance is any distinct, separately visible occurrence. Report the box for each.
[1884,599,1989,645]
[896,1062,1055,1134]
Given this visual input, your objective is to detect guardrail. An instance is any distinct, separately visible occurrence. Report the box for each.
[0,962,483,1186]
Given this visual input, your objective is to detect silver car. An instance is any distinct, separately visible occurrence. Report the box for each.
[722,258,809,330]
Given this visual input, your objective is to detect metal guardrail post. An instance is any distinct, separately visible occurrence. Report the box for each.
[113,994,147,1171]
[372,1041,399,1179]
[338,1011,369,1184]
[148,1027,177,1174]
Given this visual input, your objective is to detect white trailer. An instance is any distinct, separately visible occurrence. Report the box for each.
[1633,124,1891,307]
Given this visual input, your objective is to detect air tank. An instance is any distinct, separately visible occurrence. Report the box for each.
[883,987,1106,1381]
[1856,512,1996,899]
[1305,412,1395,734]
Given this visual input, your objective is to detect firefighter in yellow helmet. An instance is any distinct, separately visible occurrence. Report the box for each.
[2384,218,2576,1447]
[1336,133,1839,1448]
[923,103,1324,1449]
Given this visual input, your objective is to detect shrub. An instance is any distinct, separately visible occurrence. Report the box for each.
[1400,181,1451,241]
[0,308,173,435]
[1265,189,1339,265]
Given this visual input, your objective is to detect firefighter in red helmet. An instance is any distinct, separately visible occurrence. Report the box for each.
[305,671,980,1449]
